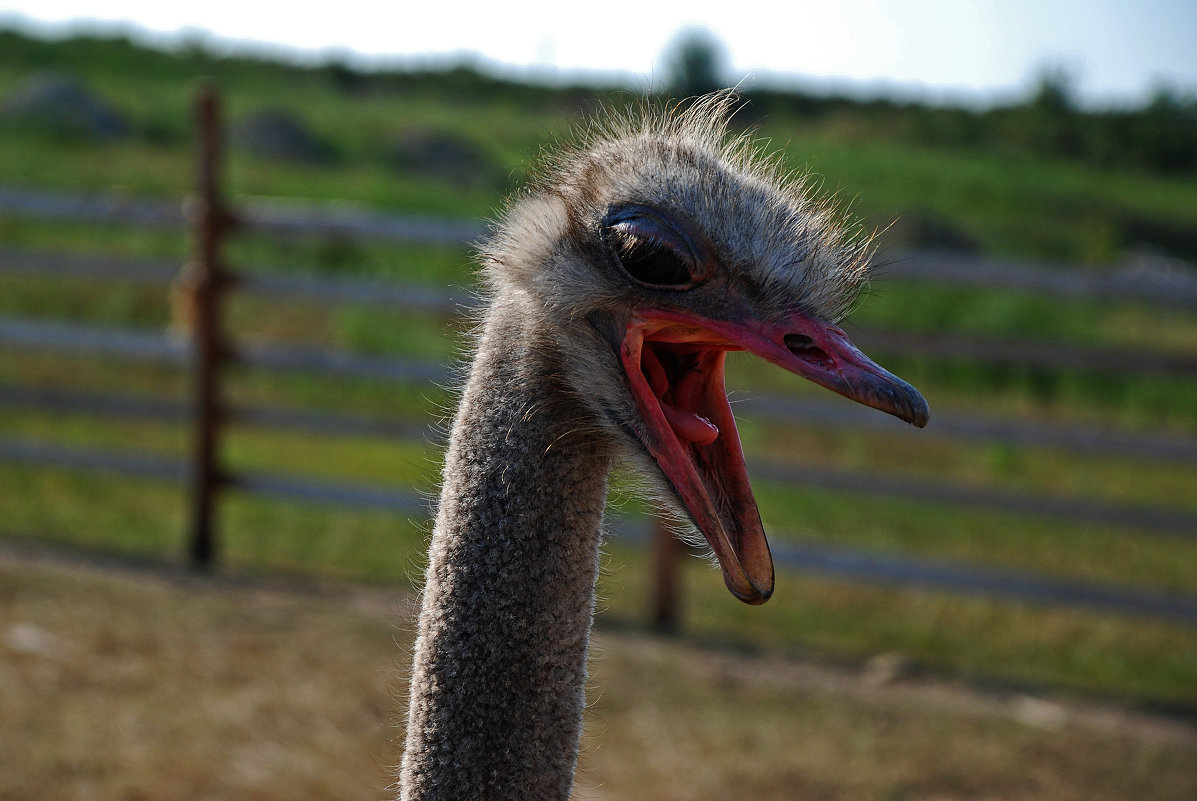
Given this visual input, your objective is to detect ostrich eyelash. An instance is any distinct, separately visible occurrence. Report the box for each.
[602,204,705,290]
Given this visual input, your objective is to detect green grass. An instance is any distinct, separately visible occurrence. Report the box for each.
[2,345,1195,705]
[2,461,1194,708]
[7,111,1197,264]
[1,273,1193,706]
[5,35,1197,264]
[0,29,1195,713]
[856,279,1197,353]
[763,130,1197,263]
[756,483,1197,592]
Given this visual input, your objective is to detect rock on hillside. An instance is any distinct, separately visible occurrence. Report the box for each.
[388,127,503,189]
[0,72,130,139]
[230,108,334,164]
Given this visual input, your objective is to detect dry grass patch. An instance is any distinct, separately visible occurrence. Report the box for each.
[1,546,1193,801]
[0,551,404,801]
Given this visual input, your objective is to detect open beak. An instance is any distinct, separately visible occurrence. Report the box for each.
[620,308,928,604]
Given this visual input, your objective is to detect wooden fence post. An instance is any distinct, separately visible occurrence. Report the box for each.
[186,85,230,568]
[650,518,683,631]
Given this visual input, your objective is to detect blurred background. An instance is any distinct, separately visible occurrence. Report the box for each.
[0,2,1195,800]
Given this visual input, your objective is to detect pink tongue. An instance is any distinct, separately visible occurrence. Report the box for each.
[662,402,719,445]
[641,344,719,445]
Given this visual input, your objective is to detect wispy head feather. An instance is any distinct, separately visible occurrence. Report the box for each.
[489,91,876,323]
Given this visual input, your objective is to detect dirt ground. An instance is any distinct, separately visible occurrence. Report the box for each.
[1,542,1193,801]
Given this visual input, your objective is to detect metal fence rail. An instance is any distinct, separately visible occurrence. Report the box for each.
[852,327,1197,377]
[0,246,180,284]
[880,250,1197,309]
[751,459,1197,537]
[0,186,487,246]
[0,385,434,441]
[738,395,1197,464]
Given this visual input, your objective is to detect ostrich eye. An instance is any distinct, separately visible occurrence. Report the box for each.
[612,230,693,286]
[602,205,704,290]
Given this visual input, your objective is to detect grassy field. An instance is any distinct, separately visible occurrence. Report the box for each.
[1,28,1196,796]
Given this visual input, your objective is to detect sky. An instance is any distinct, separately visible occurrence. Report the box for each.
[2,0,1196,107]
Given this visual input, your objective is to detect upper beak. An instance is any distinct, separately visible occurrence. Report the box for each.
[733,311,930,428]
[641,307,929,429]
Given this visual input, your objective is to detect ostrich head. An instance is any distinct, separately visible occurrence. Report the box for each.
[479,95,929,605]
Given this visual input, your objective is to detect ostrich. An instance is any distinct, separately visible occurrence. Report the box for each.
[398,94,929,800]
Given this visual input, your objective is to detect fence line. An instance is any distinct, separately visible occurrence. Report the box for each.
[0,246,179,284]
[751,459,1197,537]
[5,315,1195,465]
[0,436,189,482]
[5,184,1197,306]
[0,316,452,382]
[0,185,486,246]
[851,328,1197,378]
[762,540,1197,626]
[0,317,189,362]
[5,382,1197,539]
[0,186,185,229]
[737,395,1197,464]
[0,385,432,441]
[2,90,1196,627]
[4,244,1193,380]
[879,250,1197,309]
[1,434,1195,625]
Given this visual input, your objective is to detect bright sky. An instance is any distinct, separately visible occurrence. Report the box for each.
[3,0,1196,106]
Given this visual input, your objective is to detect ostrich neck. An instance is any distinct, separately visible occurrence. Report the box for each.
[399,304,613,801]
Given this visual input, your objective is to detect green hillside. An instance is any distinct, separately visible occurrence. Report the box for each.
[1,27,1195,263]
[1,26,1195,711]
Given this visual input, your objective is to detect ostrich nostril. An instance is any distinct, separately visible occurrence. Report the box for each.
[784,334,833,368]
